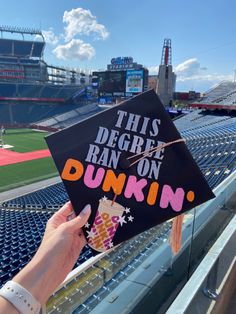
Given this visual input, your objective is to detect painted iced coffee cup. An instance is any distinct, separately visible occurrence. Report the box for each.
[87,198,125,252]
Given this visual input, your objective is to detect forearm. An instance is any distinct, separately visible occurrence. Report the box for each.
[1,202,90,311]
[13,256,54,305]
[0,296,19,314]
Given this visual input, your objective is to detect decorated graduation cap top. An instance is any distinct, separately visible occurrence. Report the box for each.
[46,90,215,253]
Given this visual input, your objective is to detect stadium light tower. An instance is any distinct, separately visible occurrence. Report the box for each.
[156,38,176,107]
[161,38,172,66]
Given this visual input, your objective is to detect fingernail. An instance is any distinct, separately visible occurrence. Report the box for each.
[67,211,76,221]
[81,204,91,215]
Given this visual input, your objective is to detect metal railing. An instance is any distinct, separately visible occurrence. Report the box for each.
[166,214,236,314]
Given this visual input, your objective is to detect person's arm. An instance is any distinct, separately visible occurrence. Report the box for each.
[0,201,91,313]
[0,298,19,314]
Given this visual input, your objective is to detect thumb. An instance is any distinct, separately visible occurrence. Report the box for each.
[66,204,91,232]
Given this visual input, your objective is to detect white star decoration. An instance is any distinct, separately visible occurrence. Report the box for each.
[124,207,130,214]
[86,229,96,239]
[108,242,114,248]
[118,215,127,227]
[84,222,90,228]
[128,215,134,222]
[100,196,108,202]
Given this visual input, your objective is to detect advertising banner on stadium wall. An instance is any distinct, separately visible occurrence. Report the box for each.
[46,90,215,254]
[126,70,143,93]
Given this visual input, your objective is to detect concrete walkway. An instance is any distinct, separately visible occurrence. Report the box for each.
[0,176,61,203]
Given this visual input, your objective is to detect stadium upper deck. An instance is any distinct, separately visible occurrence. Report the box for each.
[0,26,90,124]
[191,81,236,110]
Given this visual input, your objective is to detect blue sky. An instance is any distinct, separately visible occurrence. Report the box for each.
[1,0,236,91]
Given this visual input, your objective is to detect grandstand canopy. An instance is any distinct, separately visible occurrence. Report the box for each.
[0,38,45,58]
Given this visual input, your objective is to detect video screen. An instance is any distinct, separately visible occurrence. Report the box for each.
[126,70,143,93]
[97,71,126,93]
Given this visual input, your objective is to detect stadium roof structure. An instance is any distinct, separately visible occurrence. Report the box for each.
[0,25,43,37]
[190,81,236,111]
[0,25,45,59]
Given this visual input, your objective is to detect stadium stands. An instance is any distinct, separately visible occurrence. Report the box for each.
[19,59,39,65]
[1,183,69,210]
[191,81,236,110]
[36,103,105,129]
[0,104,11,122]
[46,221,172,314]
[0,209,51,285]
[0,39,44,58]
[0,83,90,124]
[0,26,94,127]
[174,110,230,132]
[0,83,16,97]
[0,83,85,100]
[0,208,93,287]
[3,110,236,209]
[31,42,45,58]
[0,109,236,312]
[0,102,87,124]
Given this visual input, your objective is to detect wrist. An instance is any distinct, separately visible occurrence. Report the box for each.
[0,295,19,313]
[13,257,52,305]
[0,281,41,314]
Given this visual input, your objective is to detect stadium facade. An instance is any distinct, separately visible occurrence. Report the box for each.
[92,57,149,104]
[0,26,90,124]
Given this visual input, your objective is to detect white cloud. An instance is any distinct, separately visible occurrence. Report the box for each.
[37,8,109,63]
[176,73,233,83]
[175,58,232,83]
[42,29,60,45]
[63,8,109,41]
[53,39,95,61]
[149,58,233,91]
[149,59,207,76]
[148,66,159,74]
[174,58,203,77]
[35,28,60,45]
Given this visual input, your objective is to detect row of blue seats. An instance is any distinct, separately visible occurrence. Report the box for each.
[0,101,86,125]
[0,210,51,285]
[0,84,79,99]
[2,115,236,210]
[181,117,236,140]
[2,183,69,209]
[0,209,93,287]
[0,110,235,290]
[0,39,44,58]
[174,111,230,132]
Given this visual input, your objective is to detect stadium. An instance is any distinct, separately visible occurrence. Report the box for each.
[0,25,90,126]
[0,28,236,314]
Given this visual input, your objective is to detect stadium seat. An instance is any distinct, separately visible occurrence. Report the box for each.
[0,109,236,292]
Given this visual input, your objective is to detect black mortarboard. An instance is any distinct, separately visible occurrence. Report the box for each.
[46,90,214,252]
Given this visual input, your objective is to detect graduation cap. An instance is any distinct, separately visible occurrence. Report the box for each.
[46,90,215,253]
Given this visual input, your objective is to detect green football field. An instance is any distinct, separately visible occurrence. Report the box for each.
[0,129,58,192]
[0,158,58,192]
[2,128,49,152]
